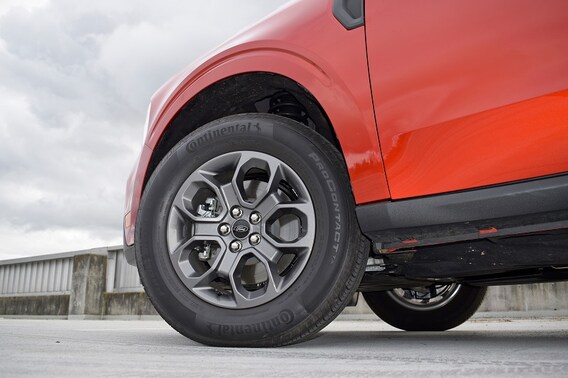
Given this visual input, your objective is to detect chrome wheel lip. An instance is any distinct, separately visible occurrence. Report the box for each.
[166,151,316,309]
[386,284,462,311]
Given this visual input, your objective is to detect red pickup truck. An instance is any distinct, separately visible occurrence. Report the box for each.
[124,0,568,346]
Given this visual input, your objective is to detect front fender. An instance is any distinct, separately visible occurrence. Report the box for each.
[148,43,388,204]
[145,20,388,204]
[125,0,390,246]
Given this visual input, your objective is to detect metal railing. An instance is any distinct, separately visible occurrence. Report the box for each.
[0,246,144,297]
[106,248,144,293]
[0,253,76,296]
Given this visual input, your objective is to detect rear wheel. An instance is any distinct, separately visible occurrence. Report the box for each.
[363,284,486,331]
[136,114,368,347]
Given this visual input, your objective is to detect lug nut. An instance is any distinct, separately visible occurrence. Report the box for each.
[218,223,231,236]
[229,240,242,252]
[249,233,261,246]
[250,212,262,225]
[231,206,243,219]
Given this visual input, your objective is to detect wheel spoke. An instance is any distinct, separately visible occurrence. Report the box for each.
[217,153,245,208]
[215,250,241,279]
[171,196,194,221]
[192,221,220,237]
[232,287,252,307]
[265,259,286,293]
[260,158,287,203]
[195,169,222,191]
[253,240,282,264]
[264,228,314,250]
[182,266,218,290]
[256,192,284,216]
[219,181,242,210]
[169,238,193,264]
[250,251,286,295]
[229,152,251,206]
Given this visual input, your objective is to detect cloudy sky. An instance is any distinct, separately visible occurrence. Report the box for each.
[0,0,289,260]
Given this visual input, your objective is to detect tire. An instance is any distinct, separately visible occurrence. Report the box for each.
[363,284,487,331]
[135,113,368,347]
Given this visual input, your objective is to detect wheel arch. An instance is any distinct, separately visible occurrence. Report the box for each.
[140,44,389,204]
[144,72,340,190]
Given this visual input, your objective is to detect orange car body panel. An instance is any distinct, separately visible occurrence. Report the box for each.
[366,0,568,199]
[144,0,388,203]
[124,0,568,245]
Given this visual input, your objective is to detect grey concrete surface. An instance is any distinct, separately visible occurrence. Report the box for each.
[1,317,567,377]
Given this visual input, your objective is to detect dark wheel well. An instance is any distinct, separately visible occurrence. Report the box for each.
[144,72,339,186]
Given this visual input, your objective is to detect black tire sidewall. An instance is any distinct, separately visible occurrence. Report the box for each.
[136,114,361,346]
[363,285,487,331]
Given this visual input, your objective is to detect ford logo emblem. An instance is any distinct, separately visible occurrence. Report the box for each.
[232,220,251,238]
[234,225,249,233]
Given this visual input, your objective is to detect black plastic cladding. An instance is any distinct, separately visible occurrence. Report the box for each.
[356,174,568,247]
[333,0,364,30]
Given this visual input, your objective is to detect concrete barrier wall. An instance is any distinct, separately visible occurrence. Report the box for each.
[0,295,70,318]
[479,282,568,312]
[0,246,155,319]
[0,247,566,318]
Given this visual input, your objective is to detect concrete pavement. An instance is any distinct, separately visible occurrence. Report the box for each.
[1,316,567,377]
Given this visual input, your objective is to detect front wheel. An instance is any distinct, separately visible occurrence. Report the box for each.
[363,284,487,331]
[135,114,368,347]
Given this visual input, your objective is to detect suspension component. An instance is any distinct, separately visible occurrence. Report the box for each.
[268,92,309,125]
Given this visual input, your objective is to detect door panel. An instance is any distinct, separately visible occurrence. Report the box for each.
[366,0,568,199]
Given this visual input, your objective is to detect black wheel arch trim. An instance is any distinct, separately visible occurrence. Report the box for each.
[124,240,137,266]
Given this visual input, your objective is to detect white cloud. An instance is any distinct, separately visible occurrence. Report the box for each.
[0,221,115,260]
[0,0,289,260]
[0,0,49,17]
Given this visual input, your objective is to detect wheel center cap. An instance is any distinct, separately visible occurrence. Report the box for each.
[232,219,251,239]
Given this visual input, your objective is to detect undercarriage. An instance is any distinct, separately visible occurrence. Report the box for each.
[360,229,568,291]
